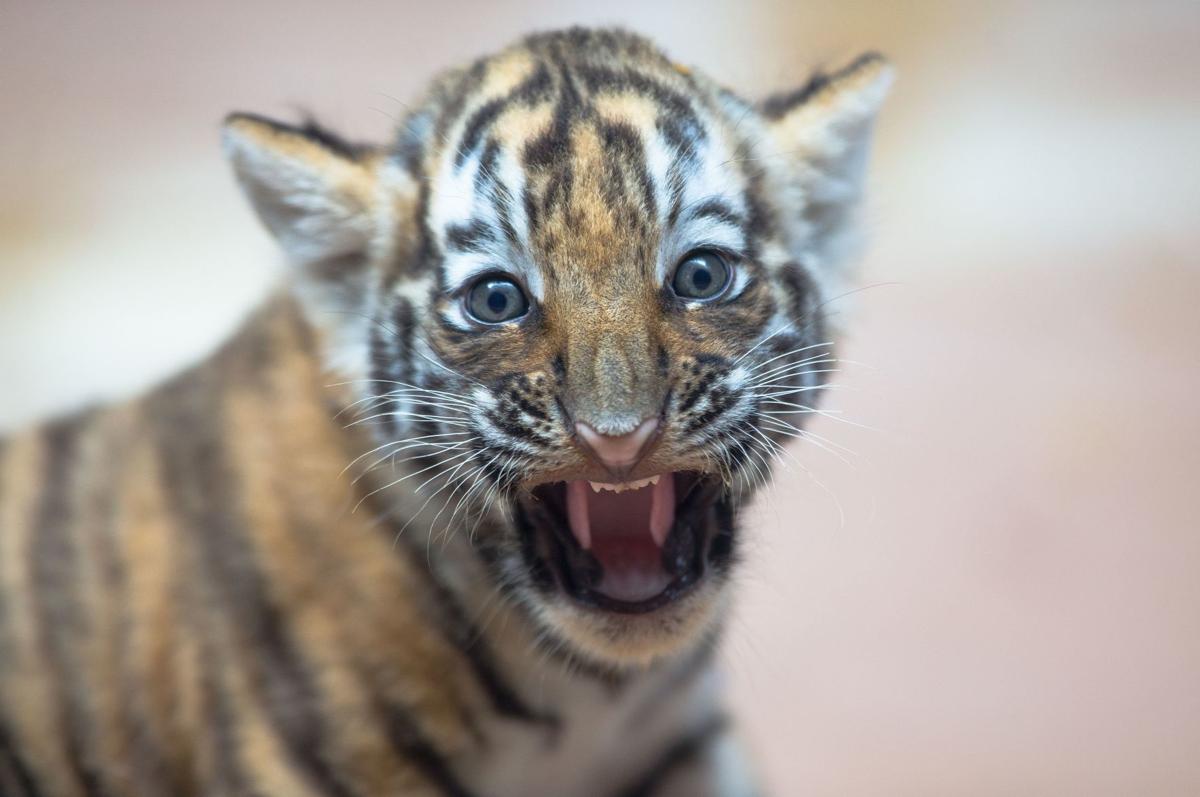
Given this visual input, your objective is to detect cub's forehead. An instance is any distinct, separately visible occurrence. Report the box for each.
[421,45,756,299]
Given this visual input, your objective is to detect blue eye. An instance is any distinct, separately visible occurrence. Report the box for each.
[671,250,731,300]
[465,275,529,324]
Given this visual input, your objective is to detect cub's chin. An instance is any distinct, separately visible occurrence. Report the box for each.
[513,471,739,667]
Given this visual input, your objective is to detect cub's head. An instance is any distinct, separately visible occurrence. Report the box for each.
[224,28,891,670]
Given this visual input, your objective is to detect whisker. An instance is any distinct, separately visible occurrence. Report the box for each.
[760,403,877,432]
[735,326,833,368]
[747,368,841,388]
[752,383,852,401]
[339,431,469,477]
[748,355,839,383]
[344,410,472,429]
[759,418,858,468]
[355,447,477,512]
[391,452,484,546]
[328,384,477,420]
[329,378,480,405]
[744,345,836,375]
[437,449,507,541]
[352,439,472,486]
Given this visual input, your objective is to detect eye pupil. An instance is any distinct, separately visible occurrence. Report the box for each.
[487,290,507,314]
[672,250,730,300]
[466,275,529,324]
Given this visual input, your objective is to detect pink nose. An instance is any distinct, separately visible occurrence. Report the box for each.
[575,418,660,471]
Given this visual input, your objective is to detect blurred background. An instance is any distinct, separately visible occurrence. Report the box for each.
[2,1,1198,793]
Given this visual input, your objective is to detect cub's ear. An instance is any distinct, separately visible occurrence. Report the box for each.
[222,113,378,264]
[761,53,894,242]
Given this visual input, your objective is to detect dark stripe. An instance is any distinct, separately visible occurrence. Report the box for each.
[473,138,501,198]
[367,311,401,438]
[506,502,556,596]
[225,112,369,161]
[665,162,688,228]
[678,370,717,414]
[455,97,508,170]
[708,495,738,572]
[0,721,43,797]
[778,262,824,341]
[687,198,745,229]
[512,62,556,104]
[684,395,731,435]
[522,61,581,176]
[73,417,179,796]
[740,165,773,260]
[392,297,417,383]
[525,614,630,688]
[656,345,670,379]
[575,64,705,160]
[444,219,496,254]
[418,178,440,275]
[486,151,523,247]
[574,65,700,129]
[760,51,886,119]
[656,115,701,165]
[539,168,573,224]
[597,120,657,221]
[199,644,250,796]
[378,702,478,797]
[455,61,555,172]
[433,57,489,151]
[614,715,729,797]
[470,138,523,249]
[393,532,557,731]
[31,413,114,796]
[150,373,363,797]
[409,395,450,478]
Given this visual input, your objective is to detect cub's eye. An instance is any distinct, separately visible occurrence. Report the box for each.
[671,250,731,300]
[465,274,529,324]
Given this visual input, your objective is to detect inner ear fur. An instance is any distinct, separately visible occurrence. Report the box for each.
[222,113,380,264]
[762,53,893,203]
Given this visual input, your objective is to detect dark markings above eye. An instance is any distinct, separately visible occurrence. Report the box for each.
[691,199,744,230]
[465,274,530,324]
[445,218,496,253]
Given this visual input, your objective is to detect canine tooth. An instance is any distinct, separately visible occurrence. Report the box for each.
[648,475,660,485]
[590,481,603,492]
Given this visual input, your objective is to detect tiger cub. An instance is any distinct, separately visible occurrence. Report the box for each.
[0,27,890,797]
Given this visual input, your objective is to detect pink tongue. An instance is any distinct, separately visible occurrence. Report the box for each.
[564,475,677,603]
[565,476,675,550]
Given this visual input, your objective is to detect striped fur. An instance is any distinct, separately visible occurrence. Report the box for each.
[0,28,890,796]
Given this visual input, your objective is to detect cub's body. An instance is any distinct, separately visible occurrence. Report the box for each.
[0,300,740,796]
[0,27,888,796]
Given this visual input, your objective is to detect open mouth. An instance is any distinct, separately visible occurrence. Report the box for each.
[521,471,727,614]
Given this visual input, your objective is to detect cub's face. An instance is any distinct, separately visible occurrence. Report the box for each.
[225,29,891,669]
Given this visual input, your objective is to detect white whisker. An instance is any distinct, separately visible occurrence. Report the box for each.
[355,447,477,512]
